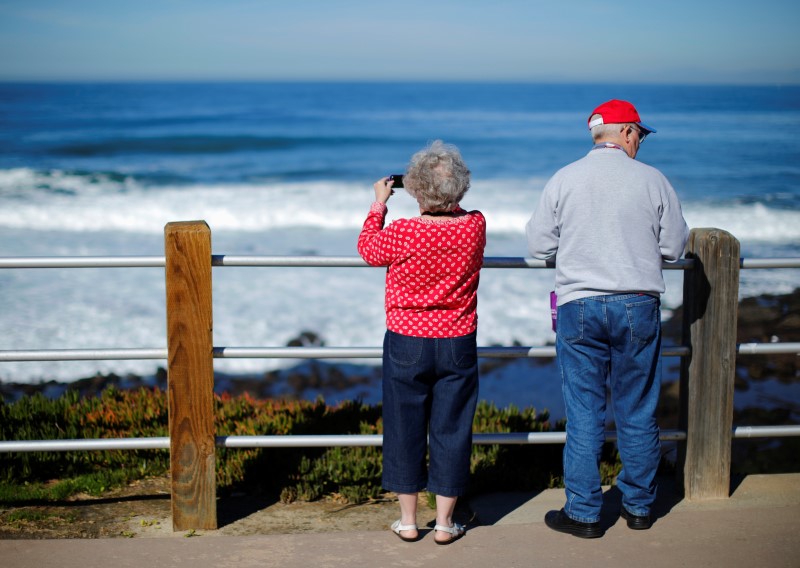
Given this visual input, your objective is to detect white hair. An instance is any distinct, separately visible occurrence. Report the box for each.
[589,114,626,142]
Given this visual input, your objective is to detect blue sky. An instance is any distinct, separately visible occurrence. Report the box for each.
[1,0,798,84]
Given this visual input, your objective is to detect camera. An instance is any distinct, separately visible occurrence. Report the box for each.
[388,174,404,188]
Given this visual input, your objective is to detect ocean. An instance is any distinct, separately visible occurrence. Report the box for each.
[1,82,799,412]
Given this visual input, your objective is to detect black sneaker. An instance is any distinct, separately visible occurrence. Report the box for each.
[544,509,603,538]
[620,507,652,530]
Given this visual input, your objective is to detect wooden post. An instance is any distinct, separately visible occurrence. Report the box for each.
[164,221,217,531]
[677,228,740,500]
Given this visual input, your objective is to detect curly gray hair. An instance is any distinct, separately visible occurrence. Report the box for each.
[403,140,471,212]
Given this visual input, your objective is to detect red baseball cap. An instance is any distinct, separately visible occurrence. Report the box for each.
[587,99,656,134]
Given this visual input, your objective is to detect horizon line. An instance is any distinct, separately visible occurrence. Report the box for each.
[1,78,799,88]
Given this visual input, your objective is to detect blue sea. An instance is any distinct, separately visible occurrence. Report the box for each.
[1,82,799,413]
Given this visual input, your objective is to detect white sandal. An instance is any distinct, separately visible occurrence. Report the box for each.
[391,519,420,542]
[433,522,465,545]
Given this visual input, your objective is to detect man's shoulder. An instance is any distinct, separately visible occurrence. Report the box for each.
[629,156,665,174]
[547,153,596,181]
[630,160,674,189]
[547,154,586,176]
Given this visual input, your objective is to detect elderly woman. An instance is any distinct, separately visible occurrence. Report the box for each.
[357,140,486,545]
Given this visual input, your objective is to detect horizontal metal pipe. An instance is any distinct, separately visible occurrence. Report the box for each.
[212,255,694,270]
[0,346,553,362]
[213,346,381,359]
[484,257,553,269]
[475,432,570,445]
[733,425,800,438]
[477,346,556,358]
[0,256,165,268]
[741,258,800,269]
[212,255,558,269]
[654,429,688,442]
[0,348,168,362]
[212,345,690,359]
[663,258,695,270]
[0,255,699,270]
[6,342,799,363]
[212,255,367,267]
[0,430,693,453]
[575,429,688,444]
[212,346,560,359]
[662,346,691,357]
[218,435,383,448]
[0,438,170,452]
[215,433,590,447]
[7,255,800,271]
[6,426,799,453]
[737,342,800,355]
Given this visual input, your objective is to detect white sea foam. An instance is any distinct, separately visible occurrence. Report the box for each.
[0,168,797,384]
[683,203,800,244]
[2,168,798,245]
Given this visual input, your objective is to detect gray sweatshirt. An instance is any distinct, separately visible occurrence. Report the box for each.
[526,146,689,306]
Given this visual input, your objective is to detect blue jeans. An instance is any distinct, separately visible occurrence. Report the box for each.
[556,293,662,523]
[381,330,479,497]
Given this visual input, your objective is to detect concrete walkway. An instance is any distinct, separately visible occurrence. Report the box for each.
[3,473,799,568]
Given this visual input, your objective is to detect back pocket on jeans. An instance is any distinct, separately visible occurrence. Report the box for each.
[559,301,584,344]
[386,332,424,366]
[625,296,660,344]
[449,332,477,369]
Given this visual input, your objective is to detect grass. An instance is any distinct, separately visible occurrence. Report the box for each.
[0,469,149,503]
[1,508,76,526]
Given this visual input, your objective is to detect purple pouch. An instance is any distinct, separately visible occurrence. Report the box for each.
[550,291,557,332]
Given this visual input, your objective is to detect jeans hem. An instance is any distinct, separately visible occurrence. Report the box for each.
[564,509,600,524]
[426,485,467,497]
[382,480,426,494]
[622,505,650,517]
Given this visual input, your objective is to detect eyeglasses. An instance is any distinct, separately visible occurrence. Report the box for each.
[631,125,647,143]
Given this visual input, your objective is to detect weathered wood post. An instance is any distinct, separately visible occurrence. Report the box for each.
[677,228,740,500]
[164,221,217,530]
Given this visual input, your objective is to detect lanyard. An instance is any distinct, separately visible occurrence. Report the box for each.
[592,142,624,151]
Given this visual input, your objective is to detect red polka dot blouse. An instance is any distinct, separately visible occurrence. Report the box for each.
[357,201,486,338]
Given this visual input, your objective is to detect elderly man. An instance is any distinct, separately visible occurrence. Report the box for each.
[526,99,689,538]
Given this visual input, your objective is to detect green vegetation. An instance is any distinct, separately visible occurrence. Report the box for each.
[0,387,623,504]
[0,507,76,528]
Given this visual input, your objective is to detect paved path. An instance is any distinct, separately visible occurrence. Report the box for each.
[3,473,799,568]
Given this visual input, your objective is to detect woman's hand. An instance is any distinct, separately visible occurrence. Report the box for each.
[373,177,395,204]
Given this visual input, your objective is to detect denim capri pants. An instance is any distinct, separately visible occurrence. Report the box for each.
[381,329,479,497]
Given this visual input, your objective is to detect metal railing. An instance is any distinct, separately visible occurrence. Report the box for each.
[4,425,800,454]
[2,224,799,528]
[1,254,797,366]
[1,252,799,442]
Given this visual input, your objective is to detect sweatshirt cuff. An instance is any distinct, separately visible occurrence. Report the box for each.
[369,202,388,214]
